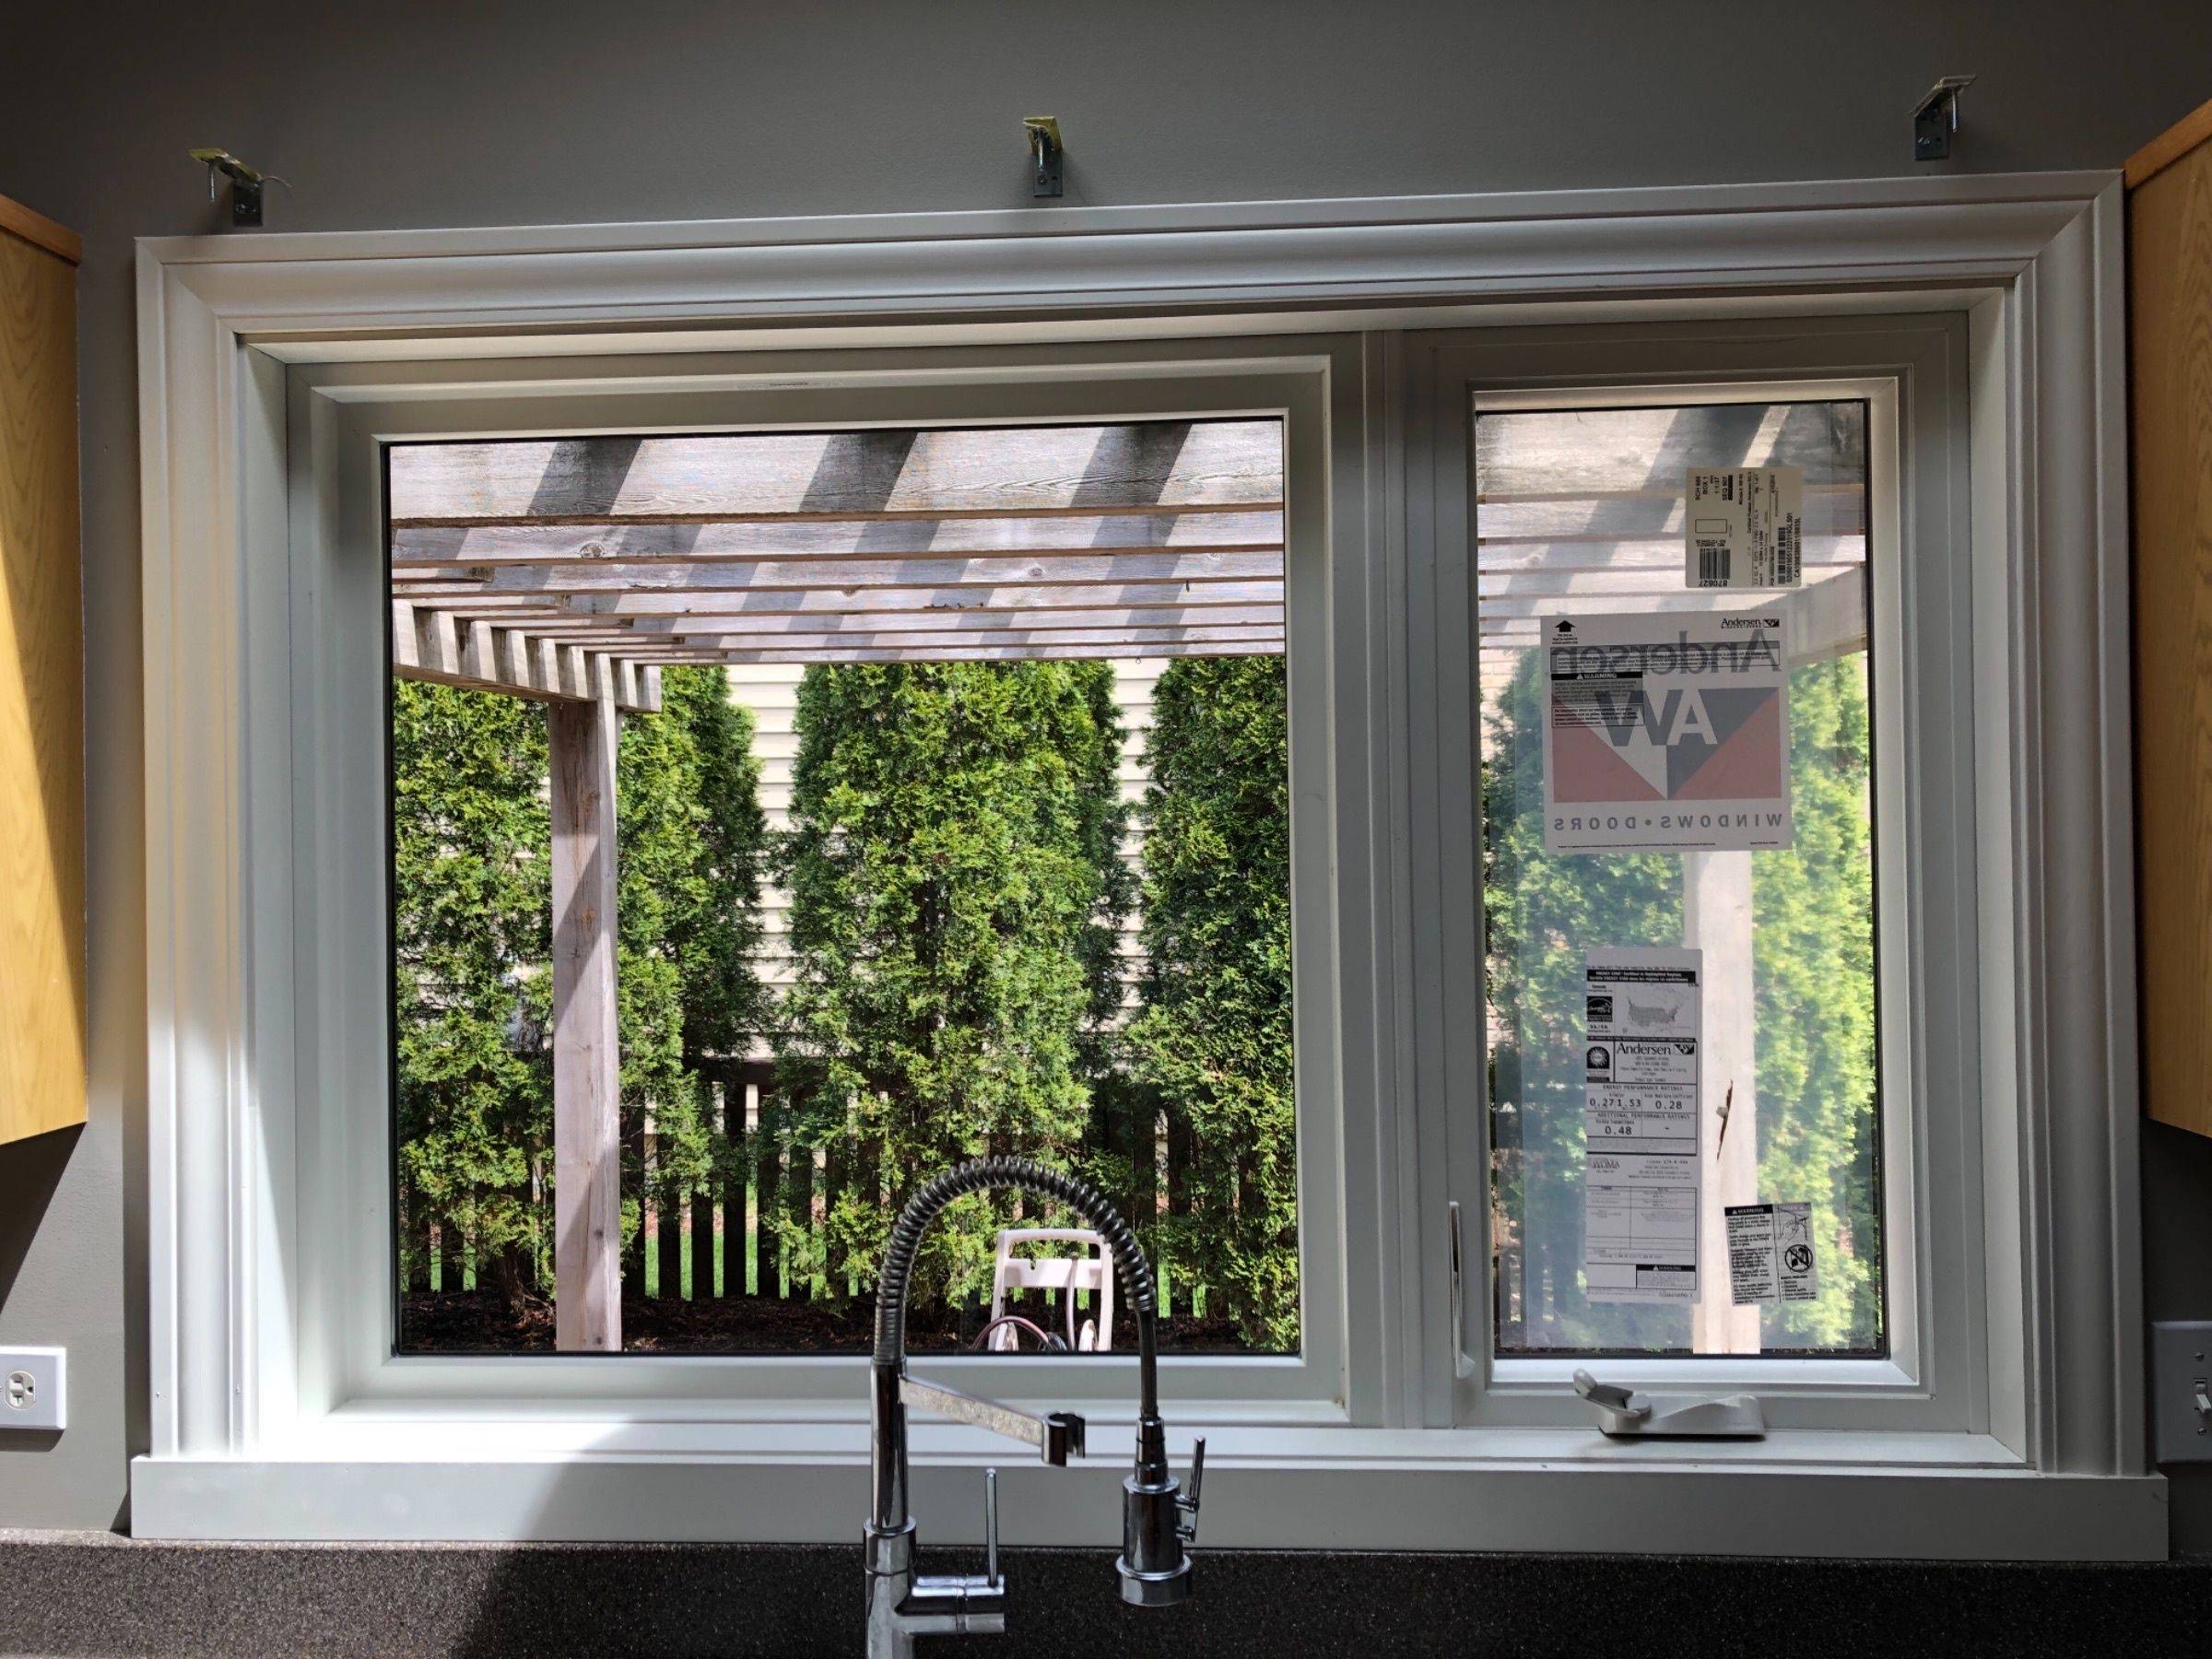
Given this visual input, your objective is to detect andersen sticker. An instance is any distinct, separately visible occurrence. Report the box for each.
[1540,611,1794,854]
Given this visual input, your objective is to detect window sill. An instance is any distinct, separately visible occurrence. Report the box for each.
[129,1421,2167,1559]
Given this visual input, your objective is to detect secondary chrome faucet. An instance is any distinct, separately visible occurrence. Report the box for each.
[864,1157,1203,1657]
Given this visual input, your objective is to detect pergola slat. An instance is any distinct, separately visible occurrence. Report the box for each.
[391,510,1283,566]
[667,624,1283,653]
[389,420,1282,524]
[391,600,664,712]
[611,640,1285,665]
[1477,563,1861,600]
[1476,567,1867,662]
[638,604,1283,639]
[510,579,1287,618]
[460,548,1284,597]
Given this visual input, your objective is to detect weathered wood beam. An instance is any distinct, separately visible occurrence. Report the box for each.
[1475,482,1866,505]
[550,688,623,1354]
[1764,563,1867,663]
[388,420,1281,523]
[472,549,1284,596]
[1477,564,1863,600]
[634,604,1281,639]
[390,600,663,712]
[619,640,1284,665]
[1476,541,1864,574]
[1477,532,1864,556]
[1475,582,1852,625]
[1472,406,1862,497]
[391,510,1283,566]
[1477,502,1865,542]
[1473,567,1867,661]
[450,579,1288,618]
[669,624,1283,653]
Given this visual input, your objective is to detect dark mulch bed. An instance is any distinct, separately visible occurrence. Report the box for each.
[397,1289,1259,1356]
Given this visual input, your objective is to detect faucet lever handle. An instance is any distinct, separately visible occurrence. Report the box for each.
[1176,1437,1206,1540]
[983,1467,1001,1588]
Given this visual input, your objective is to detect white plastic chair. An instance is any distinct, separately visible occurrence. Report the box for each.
[985,1227,1114,1352]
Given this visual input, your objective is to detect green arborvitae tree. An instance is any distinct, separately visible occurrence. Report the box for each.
[616,665,772,1274]
[1748,655,1879,1348]
[773,660,1131,1316]
[665,668,773,1073]
[394,666,767,1320]
[1481,650,1683,1349]
[1074,661,1140,1077]
[1480,648,1880,1352]
[1125,655,1299,1350]
[392,678,553,1307]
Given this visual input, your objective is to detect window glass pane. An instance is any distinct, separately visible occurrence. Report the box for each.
[384,420,1299,1355]
[1477,398,1886,1357]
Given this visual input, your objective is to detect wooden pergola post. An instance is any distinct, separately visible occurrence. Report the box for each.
[1685,849,1760,1355]
[551,681,623,1352]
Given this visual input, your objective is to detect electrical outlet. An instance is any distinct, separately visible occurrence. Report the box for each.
[0,1347,65,1432]
[2152,1321,2212,1465]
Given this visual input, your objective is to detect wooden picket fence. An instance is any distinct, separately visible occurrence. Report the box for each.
[635,1062,1204,1317]
[406,1060,1210,1323]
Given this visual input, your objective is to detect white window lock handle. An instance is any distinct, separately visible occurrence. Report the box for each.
[1572,1369,1765,1439]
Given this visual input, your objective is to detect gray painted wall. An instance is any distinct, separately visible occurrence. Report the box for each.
[2,0,2208,1546]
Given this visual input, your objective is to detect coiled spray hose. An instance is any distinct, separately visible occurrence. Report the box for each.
[870,1156,1159,1421]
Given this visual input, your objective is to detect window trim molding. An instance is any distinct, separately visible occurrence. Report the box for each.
[136,171,2155,1551]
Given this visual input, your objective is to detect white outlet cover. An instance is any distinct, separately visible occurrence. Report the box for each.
[0,1347,65,1432]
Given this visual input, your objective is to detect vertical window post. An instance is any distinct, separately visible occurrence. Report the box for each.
[551,680,623,1351]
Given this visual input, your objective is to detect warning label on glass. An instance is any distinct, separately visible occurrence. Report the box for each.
[1726,1201,1818,1304]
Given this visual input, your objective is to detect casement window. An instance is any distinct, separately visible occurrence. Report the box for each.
[135,177,2159,1556]
[1476,389,1888,1363]
[1406,324,1983,1437]
[306,356,1359,1424]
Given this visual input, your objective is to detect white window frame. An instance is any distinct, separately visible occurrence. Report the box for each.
[135,173,2160,1557]
[296,348,1359,1421]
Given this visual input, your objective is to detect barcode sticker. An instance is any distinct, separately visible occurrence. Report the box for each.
[1684,466,1805,589]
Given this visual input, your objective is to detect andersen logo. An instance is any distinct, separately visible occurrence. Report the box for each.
[1547,626,1783,678]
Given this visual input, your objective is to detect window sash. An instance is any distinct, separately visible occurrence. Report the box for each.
[286,345,1378,1426]
[1401,324,1984,1433]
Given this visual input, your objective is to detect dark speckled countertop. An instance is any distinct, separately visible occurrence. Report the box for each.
[2,1532,2208,1657]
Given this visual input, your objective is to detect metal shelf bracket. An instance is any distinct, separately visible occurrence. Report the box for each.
[1912,76,1976,161]
[188,148,288,229]
[1024,117,1064,198]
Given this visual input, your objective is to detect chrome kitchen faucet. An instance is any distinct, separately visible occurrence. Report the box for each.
[864,1158,1203,1656]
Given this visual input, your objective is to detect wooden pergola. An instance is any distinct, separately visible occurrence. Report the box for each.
[388,418,1286,1349]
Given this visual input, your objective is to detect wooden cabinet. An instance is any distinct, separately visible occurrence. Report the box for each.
[2131,99,2212,1139]
[0,194,84,1147]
